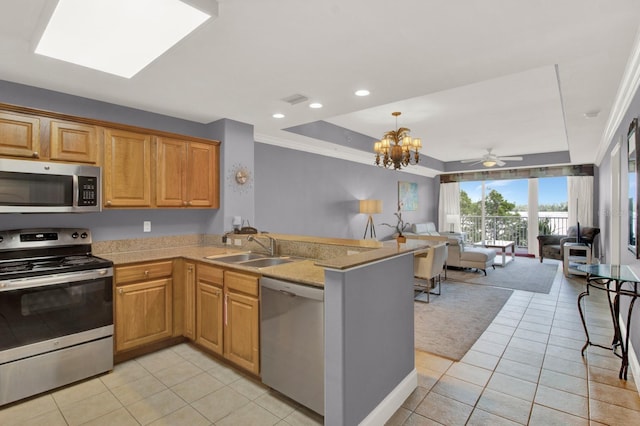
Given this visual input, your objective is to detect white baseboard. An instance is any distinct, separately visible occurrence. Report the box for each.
[617,319,640,395]
[359,369,418,426]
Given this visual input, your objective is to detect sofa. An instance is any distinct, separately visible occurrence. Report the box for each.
[406,223,497,275]
[537,226,600,263]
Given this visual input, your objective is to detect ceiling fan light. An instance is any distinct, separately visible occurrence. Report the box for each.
[482,160,497,167]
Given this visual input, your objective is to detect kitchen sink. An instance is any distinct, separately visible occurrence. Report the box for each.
[206,252,269,263]
[240,257,296,268]
[205,253,300,268]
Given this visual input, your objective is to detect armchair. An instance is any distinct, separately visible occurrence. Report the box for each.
[537,226,600,263]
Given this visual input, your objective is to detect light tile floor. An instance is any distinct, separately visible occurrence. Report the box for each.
[388,261,640,425]
[1,260,639,425]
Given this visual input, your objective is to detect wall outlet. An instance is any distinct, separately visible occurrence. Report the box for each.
[234,238,242,246]
[143,221,151,232]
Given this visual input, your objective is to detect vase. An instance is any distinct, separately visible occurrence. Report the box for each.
[397,235,407,244]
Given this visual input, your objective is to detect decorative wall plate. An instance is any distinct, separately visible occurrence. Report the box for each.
[227,163,253,193]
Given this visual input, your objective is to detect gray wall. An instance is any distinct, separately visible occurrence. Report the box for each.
[324,253,415,425]
[254,143,437,240]
[0,80,224,240]
[0,79,436,242]
[597,84,640,365]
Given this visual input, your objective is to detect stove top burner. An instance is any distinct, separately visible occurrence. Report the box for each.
[0,255,113,280]
[0,261,32,274]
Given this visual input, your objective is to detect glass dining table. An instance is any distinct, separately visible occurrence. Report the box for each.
[576,264,640,380]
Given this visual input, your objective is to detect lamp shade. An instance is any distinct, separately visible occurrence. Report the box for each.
[360,199,382,214]
[446,214,459,224]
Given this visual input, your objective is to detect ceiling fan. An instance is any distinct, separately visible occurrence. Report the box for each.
[460,148,523,168]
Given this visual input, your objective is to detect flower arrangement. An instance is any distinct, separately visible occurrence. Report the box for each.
[381,203,411,237]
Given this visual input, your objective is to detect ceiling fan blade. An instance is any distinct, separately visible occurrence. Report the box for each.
[498,156,523,161]
[496,159,506,167]
[460,158,482,163]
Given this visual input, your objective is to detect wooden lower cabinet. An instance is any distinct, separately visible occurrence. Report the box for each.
[195,264,224,354]
[186,264,260,375]
[183,261,196,340]
[114,261,173,353]
[224,271,260,375]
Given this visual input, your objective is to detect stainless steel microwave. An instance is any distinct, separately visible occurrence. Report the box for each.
[0,158,101,213]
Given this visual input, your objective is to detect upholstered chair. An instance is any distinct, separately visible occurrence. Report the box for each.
[413,242,447,303]
[537,226,600,263]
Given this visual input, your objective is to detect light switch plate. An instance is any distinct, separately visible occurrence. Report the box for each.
[143,221,151,232]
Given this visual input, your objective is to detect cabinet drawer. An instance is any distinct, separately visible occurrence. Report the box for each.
[197,263,224,286]
[116,261,173,285]
[224,271,259,297]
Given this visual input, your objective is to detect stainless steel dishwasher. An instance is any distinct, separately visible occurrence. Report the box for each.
[260,277,324,415]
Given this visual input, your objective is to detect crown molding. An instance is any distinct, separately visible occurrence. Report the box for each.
[254,132,439,178]
[596,27,640,165]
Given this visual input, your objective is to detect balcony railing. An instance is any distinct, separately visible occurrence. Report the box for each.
[460,215,569,248]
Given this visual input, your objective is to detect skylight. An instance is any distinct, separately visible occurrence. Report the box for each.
[35,0,211,78]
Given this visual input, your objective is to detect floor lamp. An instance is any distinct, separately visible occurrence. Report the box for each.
[360,199,382,239]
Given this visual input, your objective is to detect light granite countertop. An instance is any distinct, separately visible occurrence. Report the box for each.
[98,238,431,289]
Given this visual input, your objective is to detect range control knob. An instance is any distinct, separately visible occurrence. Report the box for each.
[71,232,79,239]
[0,236,3,243]
[80,232,88,239]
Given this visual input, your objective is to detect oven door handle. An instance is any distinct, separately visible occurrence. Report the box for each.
[0,268,113,291]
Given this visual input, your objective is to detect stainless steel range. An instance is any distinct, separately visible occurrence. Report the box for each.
[0,228,114,406]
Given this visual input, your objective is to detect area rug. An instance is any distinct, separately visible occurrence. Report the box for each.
[445,256,558,294]
[414,282,513,361]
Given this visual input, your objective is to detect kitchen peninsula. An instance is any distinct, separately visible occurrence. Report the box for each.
[96,233,425,426]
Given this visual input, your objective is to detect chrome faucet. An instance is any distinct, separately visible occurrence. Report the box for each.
[248,234,277,257]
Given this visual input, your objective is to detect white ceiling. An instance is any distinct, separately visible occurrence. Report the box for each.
[1,0,640,175]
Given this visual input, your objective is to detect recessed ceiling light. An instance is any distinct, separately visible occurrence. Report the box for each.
[309,103,323,109]
[355,89,370,97]
[35,0,211,78]
[272,113,285,118]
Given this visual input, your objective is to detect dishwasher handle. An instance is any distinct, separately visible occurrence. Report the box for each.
[260,277,324,301]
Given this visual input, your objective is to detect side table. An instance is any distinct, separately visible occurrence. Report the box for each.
[577,264,640,380]
[563,242,590,277]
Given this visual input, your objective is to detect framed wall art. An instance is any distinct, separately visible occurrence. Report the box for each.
[628,118,639,257]
[398,181,418,211]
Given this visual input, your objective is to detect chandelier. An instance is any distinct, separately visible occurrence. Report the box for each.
[374,112,422,170]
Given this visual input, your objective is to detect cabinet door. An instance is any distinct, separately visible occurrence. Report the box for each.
[103,128,152,207]
[0,111,40,159]
[183,262,196,340]
[156,137,187,207]
[186,142,218,208]
[224,290,260,375]
[196,280,223,354]
[49,120,98,164]
[115,278,173,353]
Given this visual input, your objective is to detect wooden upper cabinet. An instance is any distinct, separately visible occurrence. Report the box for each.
[104,128,152,208]
[156,137,219,208]
[49,120,98,164]
[156,137,187,207]
[0,111,40,159]
[187,142,218,208]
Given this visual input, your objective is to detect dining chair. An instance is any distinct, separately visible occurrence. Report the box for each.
[413,242,447,303]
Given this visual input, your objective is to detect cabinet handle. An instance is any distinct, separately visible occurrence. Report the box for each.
[188,265,193,272]
[106,200,112,206]
[118,288,123,295]
[183,201,187,206]
[144,270,149,277]
[224,293,228,326]
[187,201,192,206]
[32,151,39,158]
